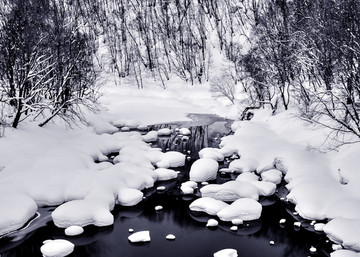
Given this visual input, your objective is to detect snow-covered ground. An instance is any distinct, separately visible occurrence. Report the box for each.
[1,79,360,256]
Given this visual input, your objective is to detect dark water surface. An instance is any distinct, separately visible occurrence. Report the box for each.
[0,115,332,257]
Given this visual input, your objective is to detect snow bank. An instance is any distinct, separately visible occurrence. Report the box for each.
[324,218,360,251]
[40,239,74,257]
[0,193,38,236]
[189,197,229,216]
[200,181,259,201]
[217,198,262,221]
[213,248,238,257]
[189,158,219,182]
[128,231,151,243]
[117,188,144,206]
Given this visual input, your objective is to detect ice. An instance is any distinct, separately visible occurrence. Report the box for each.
[217,198,262,221]
[0,193,38,236]
[142,131,158,143]
[158,128,172,136]
[117,188,143,206]
[40,239,74,257]
[156,151,185,168]
[65,225,84,236]
[189,197,229,216]
[213,248,238,257]
[235,172,259,182]
[199,148,224,162]
[189,158,219,182]
[128,230,151,243]
[331,250,360,257]
[155,168,178,181]
[228,158,259,173]
[261,169,283,184]
[200,181,260,201]
[52,199,114,228]
[206,219,219,227]
[323,218,360,251]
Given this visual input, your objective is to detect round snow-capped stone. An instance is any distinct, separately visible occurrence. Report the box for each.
[40,239,74,257]
[128,231,151,243]
[279,219,286,224]
[232,219,243,225]
[230,226,238,231]
[310,246,316,253]
[189,158,219,182]
[129,228,134,233]
[157,186,166,191]
[270,241,275,245]
[294,222,301,227]
[179,128,191,135]
[155,205,163,211]
[158,128,172,136]
[314,223,325,231]
[213,248,238,257]
[166,234,176,240]
[121,127,130,132]
[64,225,84,236]
[206,219,219,227]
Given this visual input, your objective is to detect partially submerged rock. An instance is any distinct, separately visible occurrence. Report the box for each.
[128,231,151,243]
[190,158,219,182]
[200,181,259,201]
[189,197,229,216]
[217,198,262,221]
[40,239,74,257]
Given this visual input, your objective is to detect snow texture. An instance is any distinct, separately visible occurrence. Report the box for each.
[213,248,238,257]
[261,169,283,184]
[117,188,144,206]
[128,231,151,243]
[64,225,84,236]
[228,158,259,173]
[156,151,185,168]
[330,250,360,257]
[189,197,229,216]
[155,168,178,181]
[40,239,74,257]
[217,198,262,221]
[199,148,224,162]
[189,158,219,182]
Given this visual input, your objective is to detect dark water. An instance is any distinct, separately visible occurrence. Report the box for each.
[0,116,332,257]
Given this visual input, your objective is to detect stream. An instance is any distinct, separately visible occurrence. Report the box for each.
[0,114,333,257]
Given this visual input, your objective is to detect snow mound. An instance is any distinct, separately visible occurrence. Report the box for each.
[65,225,84,236]
[179,127,191,135]
[199,148,224,162]
[190,158,219,182]
[117,188,143,206]
[189,197,229,216]
[155,168,178,181]
[166,234,176,240]
[229,158,259,173]
[40,239,74,257]
[217,198,262,221]
[142,131,158,143]
[218,147,237,157]
[181,181,198,194]
[0,193,38,236]
[248,181,276,196]
[261,169,283,184]
[213,248,238,257]
[200,181,259,201]
[330,250,360,257]
[128,231,151,243]
[235,172,259,182]
[206,219,219,227]
[52,199,114,228]
[323,218,360,251]
[156,151,185,168]
[158,128,172,136]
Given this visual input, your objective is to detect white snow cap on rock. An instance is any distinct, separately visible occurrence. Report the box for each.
[128,231,151,243]
[330,250,360,257]
[155,168,178,181]
[324,218,360,251]
[189,158,219,182]
[142,131,158,143]
[181,181,198,194]
[40,239,74,257]
[213,248,238,257]
[189,197,229,216]
[65,225,84,236]
[179,127,191,135]
[198,148,224,162]
[156,151,185,168]
[206,219,219,227]
[229,158,259,173]
[235,172,259,182]
[117,188,144,206]
[261,169,283,184]
[200,181,260,201]
[217,198,262,221]
[158,128,172,136]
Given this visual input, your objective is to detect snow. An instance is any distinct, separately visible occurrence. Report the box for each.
[232,219,243,225]
[40,239,74,257]
[213,248,238,257]
[142,130,158,143]
[217,198,262,221]
[155,168,178,181]
[166,234,176,240]
[64,225,84,236]
[181,181,198,194]
[189,158,219,182]
[261,169,283,184]
[189,197,229,216]
[158,128,172,136]
[228,158,259,173]
[179,128,191,136]
[0,193,38,236]
[331,250,360,257]
[117,188,144,206]
[156,151,186,168]
[235,172,259,182]
[198,148,224,162]
[128,231,151,243]
[200,181,260,201]
[206,219,219,227]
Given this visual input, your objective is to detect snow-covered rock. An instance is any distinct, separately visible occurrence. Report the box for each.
[248,181,276,196]
[229,158,259,173]
[166,234,176,240]
[52,199,114,228]
[64,225,84,236]
[40,239,74,257]
[213,248,238,257]
[155,168,178,181]
[218,147,237,157]
[235,172,259,182]
[261,169,283,184]
[158,128,172,136]
[181,181,198,194]
[200,181,259,201]
[0,193,38,236]
[232,219,243,225]
[330,250,360,257]
[128,231,151,243]
[179,127,191,136]
[189,197,229,216]
[142,131,158,143]
[199,148,224,162]
[189,158,219,182]
[117,188,143,206]
[217,198,262,221]
[206,219,219,227]
[156,151,185,168]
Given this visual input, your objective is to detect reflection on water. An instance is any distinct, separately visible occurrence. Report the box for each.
[0,116,332,257]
